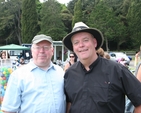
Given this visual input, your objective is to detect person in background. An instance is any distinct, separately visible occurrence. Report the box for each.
[64,52,77,72]
[0,51,10,59]
[0,51,11,67]
[135,62,141,82]
[1,34,66,113]
[96,48,110,59]
[19,57,25,65]
[134,51,140,67]
[56,56,62,66]
[118,57,126,65]
[12,57,20,70]
[19,52,23,58]
[62,22,141,113]
[104,52,110,59]
[96,47,104,57]
[125,55,141,113]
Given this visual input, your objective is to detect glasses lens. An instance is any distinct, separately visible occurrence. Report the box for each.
[70,56,74,58]
[33,46,51,51]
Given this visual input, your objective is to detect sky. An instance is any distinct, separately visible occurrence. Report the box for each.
[56,0,71,4]
[39,0,71,5]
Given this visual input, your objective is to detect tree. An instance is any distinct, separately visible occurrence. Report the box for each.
[72,0,82,27]
[82,0,100,22]
[127,0,141,49]
[88,1,127,51]
[0,0,140,51]
[36,0,42,22]
[40,0,67,41]
[22,0,39,43]
[67,0,78,15]
[0,0,22,45]
[61,9,73,33]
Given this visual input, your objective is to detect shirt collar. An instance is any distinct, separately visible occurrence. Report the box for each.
[28,59,56,71]
[80,56,100,71]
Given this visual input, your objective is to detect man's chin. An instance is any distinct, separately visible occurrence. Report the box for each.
[80,57,89,61]
[37,60,46,64]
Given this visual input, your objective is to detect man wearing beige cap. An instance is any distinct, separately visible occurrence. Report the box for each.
[1,34,66,113]
[63,22,141,113]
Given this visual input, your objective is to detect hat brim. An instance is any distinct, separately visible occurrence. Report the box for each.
[63,28,104,51]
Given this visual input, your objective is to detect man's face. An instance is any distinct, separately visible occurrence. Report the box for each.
[31,40,54,67]
[71,32,97,61]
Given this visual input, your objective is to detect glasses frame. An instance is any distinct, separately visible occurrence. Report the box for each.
[70,56,75,58]
[33,46,51,51]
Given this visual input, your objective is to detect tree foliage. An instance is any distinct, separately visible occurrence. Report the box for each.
[60,9,73,33]
[88,1,124,51]
[0,0,141,51]
[40,0,67,41]
[72,0,82,27]
[0,0,22,44]
[67,0,77,14]
[21,0,39,43]
[127,0,141,48]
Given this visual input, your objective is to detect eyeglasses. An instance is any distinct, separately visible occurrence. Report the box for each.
[33,46,51,51]
[70,56,75,58]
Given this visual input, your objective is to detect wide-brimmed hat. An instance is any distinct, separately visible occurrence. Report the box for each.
[63,22,104,51]
[32,34,53,44]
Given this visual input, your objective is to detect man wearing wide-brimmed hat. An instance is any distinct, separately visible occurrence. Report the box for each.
[63,22,141,113]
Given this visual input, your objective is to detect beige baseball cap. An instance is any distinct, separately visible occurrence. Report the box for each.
[32,34,53,44]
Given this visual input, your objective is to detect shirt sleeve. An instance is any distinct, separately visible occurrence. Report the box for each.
[120,66,141,107]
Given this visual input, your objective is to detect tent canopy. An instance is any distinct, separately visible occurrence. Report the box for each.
[0,44,30,50]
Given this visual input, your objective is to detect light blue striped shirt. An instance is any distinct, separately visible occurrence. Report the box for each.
[1,60,66,113]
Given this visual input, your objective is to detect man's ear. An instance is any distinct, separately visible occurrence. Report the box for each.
[93,38,97,48]
[52,47,54,55]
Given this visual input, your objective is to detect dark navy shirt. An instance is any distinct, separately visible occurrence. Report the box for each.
[64,56,141,113]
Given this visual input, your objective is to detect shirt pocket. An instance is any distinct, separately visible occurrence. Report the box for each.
[90,82,111,105]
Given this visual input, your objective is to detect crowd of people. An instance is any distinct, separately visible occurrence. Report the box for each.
[0,22,141,113]
[0,51,26,69]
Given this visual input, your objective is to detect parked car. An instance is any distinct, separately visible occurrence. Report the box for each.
[109,52,131,65]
